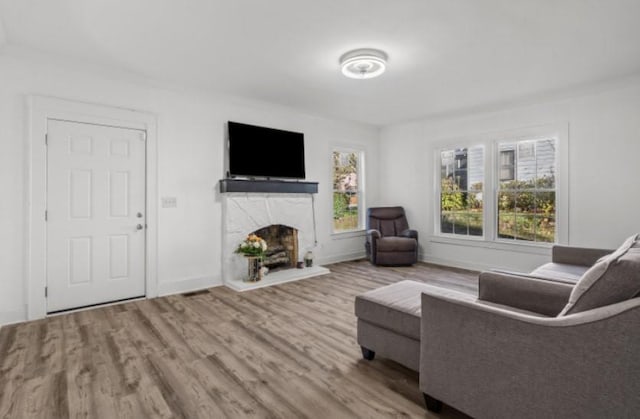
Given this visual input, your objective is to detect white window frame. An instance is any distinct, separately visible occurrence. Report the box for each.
[433,123,569,249]
[331,147,366,235]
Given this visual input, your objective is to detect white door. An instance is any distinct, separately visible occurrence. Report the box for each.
[46,119,146,312]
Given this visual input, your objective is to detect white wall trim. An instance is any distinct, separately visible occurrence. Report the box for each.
[27,96,158,320]
[317,250,366,266]
[157,275,223,297]
[0,306,27,327]
[420,255,492,273]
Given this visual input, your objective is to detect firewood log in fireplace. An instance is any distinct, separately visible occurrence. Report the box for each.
[263,255,290,267]
[265,245,286,256]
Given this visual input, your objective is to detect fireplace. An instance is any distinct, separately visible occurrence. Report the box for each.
[221,193,329,290]
[252,224,298,271]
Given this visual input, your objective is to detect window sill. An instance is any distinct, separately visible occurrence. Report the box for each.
[331,229,366,240]
[429,235,553,256]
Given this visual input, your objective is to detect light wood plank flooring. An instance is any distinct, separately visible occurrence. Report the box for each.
[0,260,477,418]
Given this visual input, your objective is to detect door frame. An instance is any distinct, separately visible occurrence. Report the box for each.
[27,96,158,320]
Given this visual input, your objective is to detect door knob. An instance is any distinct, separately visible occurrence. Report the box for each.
[136,224,144,230]
[137,212,143,218]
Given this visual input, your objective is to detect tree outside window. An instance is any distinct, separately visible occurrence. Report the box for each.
[333,150,363,232]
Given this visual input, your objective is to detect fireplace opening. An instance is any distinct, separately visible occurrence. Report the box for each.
[251,224,298,272]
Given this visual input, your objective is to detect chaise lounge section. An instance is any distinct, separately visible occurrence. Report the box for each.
[356,238,640,418]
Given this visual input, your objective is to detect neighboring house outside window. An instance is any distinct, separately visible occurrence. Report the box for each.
[439,146,484,237]
[499,149,516,181]
[333,149,365,232]
[436,125,565,245]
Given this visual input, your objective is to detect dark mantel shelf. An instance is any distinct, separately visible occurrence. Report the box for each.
[219,178,318,194]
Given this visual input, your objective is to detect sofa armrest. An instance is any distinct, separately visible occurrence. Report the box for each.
[551,245,612,266]
[399,229,418,240]
[478,270,573,316]
[419,291,640,418]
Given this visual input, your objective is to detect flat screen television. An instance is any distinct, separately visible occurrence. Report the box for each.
[228,121,305,179]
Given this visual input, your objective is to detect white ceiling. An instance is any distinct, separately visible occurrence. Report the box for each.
[1,0,640,126]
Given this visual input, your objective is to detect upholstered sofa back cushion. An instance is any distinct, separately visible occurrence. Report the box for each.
[560,234,640,316]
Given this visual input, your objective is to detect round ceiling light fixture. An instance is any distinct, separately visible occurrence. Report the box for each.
[340,48,388,79]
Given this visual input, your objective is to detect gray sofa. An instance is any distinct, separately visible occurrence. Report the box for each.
[356,241,640,418]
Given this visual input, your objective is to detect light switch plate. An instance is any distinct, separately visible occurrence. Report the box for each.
[161,197,177,208]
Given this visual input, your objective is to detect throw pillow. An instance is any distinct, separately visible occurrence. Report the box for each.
[559,233,640,316]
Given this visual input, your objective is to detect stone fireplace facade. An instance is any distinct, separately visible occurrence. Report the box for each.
[221,193,316,284]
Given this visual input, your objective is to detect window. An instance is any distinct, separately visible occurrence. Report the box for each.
[439,146,484,236]
[435,125,565,246]
[499,149,515,181]
[332,149,364,232]
[497,138,556,243]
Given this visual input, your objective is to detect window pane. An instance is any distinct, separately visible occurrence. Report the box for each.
[498,212,516,239]
[468,146,484,191]
[333,150,362,232]
[452,211,469,235]
[439,146,484,237]
[515,191,535,214]
[498,191,516,239]
[534,191,555,215]
[499,149,515,181]
[467,192,483,236]
[536,139,556,188]
[333,192,358,231]
[536,216,555,243]
[333,151,358,191]
[441,212,454,234]
[497,137,557,243]
[515,215,536,242]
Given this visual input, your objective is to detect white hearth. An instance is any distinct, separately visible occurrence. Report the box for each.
[221,193,329,290]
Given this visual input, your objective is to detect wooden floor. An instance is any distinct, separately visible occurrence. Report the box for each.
[0,260,477,419]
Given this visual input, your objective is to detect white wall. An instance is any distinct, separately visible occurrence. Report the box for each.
[379,77,640,272]
[0,52,380,325]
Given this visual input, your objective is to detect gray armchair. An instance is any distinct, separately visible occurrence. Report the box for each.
[419,243,640,418]
[365,207,418,266]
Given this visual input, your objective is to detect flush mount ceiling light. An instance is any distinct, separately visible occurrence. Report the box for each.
[340,48,388,79]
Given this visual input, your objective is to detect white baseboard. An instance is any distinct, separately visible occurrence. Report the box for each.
[157,275,223,297]
[0,306,27,327]
[317,251,366,266]
[420,254,492,272]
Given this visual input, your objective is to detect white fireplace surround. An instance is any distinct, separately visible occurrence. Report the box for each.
[222,193,328,290]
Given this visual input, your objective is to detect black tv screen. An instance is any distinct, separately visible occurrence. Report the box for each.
[228,121,305,179]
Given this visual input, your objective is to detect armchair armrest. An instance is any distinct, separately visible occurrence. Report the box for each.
[478,270,573,316]
[399,229,418,240]
[366,229,381,241]
[552,245,612,266]
[420,291,640,418]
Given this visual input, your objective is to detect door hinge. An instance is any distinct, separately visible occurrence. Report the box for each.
[45,287,48,297]
[45,134,48,145]
[45,210,48,221]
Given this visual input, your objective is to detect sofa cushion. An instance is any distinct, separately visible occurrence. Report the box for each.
[560,234,640,316]
[355,280,433,340]
[530,263,590,285]
[376,237,416,252]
